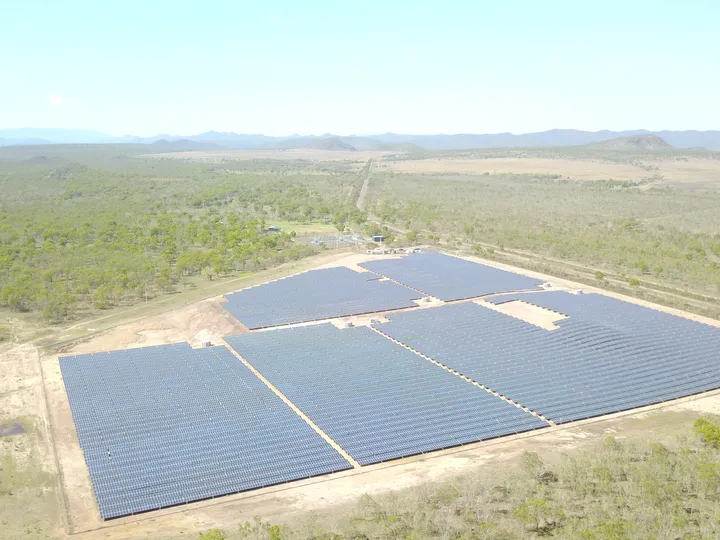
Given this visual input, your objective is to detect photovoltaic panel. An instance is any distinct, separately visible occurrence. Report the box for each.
[222,267,419,329]
[225,325,547,466]
[378,294,720,424]
[359,252,543,301]
[60,344,350,519]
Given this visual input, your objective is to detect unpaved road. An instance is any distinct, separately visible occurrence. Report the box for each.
[356,158,374,211]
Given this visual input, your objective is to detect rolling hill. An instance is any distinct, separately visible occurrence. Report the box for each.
[372,142,425,152]
[585,134,674,151]
[273,136,358,151]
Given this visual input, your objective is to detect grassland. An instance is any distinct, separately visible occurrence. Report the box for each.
[0,416,57,540]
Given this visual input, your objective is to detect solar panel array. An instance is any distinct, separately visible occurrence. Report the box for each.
[60,344,350,519]
[359,252,543,301]
[222,267,419,329]
[377,294,720,423]
[225,325,547,465]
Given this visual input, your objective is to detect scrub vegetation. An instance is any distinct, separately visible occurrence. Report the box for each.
[0,146,366,324]
[194,418,720,540]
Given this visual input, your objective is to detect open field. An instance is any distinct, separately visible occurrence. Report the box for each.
[142,149,392,162]
[385,157,648,181]
[383,149,720,188]
[264,220,338,236]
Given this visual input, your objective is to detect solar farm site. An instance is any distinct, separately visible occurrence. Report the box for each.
[55,251,720,522]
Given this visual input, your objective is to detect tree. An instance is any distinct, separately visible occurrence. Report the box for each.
[406,230,419,243]
[694,418,720,449]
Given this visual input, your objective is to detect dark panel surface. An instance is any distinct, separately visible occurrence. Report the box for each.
[378,293,720,423]
[60,344,350,519]
[225,325,547,465]
[359,252,543,301]
[222,267,419,329]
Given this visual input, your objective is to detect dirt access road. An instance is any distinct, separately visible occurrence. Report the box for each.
[356,158,374,211]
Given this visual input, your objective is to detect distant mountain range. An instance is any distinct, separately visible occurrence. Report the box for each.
[1,128,720,151]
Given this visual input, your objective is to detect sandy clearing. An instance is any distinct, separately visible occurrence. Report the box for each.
[64,297,246,355]
[477,299,567,330]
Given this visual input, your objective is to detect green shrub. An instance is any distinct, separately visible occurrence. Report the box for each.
[694,418,720,448]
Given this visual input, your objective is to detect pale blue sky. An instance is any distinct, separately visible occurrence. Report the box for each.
[2,0,718,136]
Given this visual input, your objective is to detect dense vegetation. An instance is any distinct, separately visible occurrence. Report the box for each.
[0,146,366,323]
[193,418,720,539]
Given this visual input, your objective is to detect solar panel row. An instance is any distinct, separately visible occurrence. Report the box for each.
[222,267,419,329]
[60,344,351,519]
[360,252,543,301]
[377,294,720,424]
[61,253,720,523]
[225,324,547,466]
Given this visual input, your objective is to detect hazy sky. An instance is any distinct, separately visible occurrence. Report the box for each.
[2,0,718,136]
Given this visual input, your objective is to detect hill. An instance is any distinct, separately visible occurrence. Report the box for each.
[372,141,425,152]
[273,136,358,151]
[0,136,52,146]
[585,134,674,151]
[150,138,223,151]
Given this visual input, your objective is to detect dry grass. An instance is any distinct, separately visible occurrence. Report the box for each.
[384,155,720,188]
[385,157,646,181]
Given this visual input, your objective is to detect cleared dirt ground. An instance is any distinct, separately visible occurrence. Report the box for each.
[4,251,720,539]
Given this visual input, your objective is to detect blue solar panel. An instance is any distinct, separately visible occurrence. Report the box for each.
[359,253,543,301]
[377,294,720,423]
[225,325,547,465]
[60,344,351,519]
[222,267,419,329]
